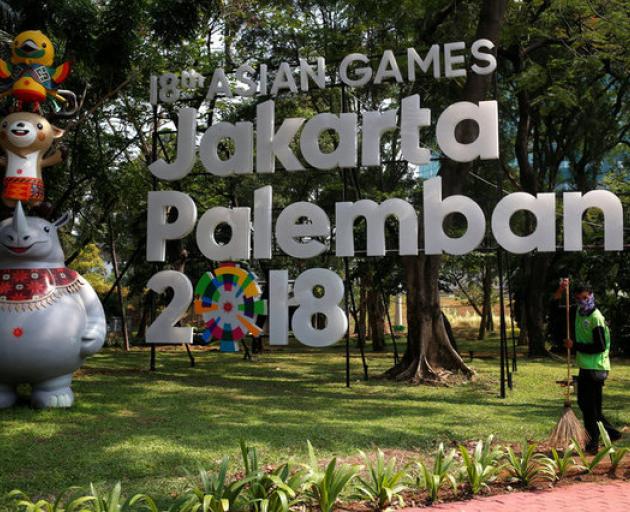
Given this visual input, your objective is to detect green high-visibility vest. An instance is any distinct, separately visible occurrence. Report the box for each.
[575,309,611,371]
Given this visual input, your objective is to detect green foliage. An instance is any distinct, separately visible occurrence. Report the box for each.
[572,438,613,473]
[172,494,229,512]
[179,459,248,512]
[457,435,504,495]
[7,487,96,512]
[4,431,630,510]
[353,449,407,509]
[597,422,629,473]
[68,243,112,296]
[90,482,158,512]
[8,482,157,512]
[238,441,307,512]
[504,443,554,487]
[413,443,458,503]
[303,441,358,512]
[2,351,629,508]
[547,445,583,480]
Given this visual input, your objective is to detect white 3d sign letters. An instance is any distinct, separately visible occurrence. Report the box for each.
[146,270,194,344]
[145,46,626,349]
[491,193,556,253]
[563,191,624,251]
[424,177,486,255]
[147,191,197,262]
[149,107,197,181]
[157,99,500,175]
[196,207,251,261]
[291,269,348,347]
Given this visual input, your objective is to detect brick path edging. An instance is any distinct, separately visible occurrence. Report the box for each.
[400,481,630,511]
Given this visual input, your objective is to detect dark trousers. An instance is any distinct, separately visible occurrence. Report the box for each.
[577,369,619,445]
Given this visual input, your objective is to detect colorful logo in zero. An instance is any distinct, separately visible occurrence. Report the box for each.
[194,263,267,352]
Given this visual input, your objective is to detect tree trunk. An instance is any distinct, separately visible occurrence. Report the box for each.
[108,216,130,351]
[385,255,474,383]
[135,293,150,339]
[521,253,553,356]
[367,286,386,352]
[386,0,507,382]
[516,296,528,346]
[356,279,367,341]
[478,260,494,340]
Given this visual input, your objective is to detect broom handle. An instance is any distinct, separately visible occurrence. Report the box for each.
[565,280,571,403]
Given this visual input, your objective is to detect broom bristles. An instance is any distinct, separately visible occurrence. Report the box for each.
[549,405,589,449]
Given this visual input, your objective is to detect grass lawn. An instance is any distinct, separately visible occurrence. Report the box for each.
[0,337,628,508]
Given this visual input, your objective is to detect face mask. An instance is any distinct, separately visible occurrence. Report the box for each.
[577,294,596,315]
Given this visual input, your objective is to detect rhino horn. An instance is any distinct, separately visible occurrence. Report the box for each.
[12,201,28,239]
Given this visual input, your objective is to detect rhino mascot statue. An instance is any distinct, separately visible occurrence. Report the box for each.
[0,202,106,408]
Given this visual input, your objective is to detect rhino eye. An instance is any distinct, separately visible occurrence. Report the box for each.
[44,226,50,233]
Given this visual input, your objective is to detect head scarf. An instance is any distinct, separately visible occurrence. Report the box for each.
[577,293,596,316]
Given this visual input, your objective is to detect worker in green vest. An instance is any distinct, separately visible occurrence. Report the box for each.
[561,281,622,452]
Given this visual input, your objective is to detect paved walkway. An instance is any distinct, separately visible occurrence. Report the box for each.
[403,481,630,511]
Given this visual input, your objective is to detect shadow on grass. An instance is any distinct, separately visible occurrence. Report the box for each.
[0,348,628,504]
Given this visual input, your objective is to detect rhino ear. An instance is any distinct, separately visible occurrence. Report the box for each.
[53,211,72,229]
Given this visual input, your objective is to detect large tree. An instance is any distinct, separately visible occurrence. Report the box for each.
[500,0,629,356]
[386,0,508,382]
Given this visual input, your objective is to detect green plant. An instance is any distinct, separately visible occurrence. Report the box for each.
[239,441,308,512]
[414,443,458,503]
[8,487,96,512]
[240,440,260,477]
[8,484,156,512]
[457,435,504,495]
[172,494,230,512]
[504,443,554,487]
[303,441,358,512]
[88,483,158,512]
[353,449,407,509]
[597,422,629,474]
[546,444,583,480]
[179,458,249,512]
[572,437,612,473]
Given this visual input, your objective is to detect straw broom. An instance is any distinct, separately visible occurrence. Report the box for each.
[549,279,589,449]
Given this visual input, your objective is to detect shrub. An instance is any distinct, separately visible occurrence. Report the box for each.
[178,458,249,512]
[8,487,96,512]
[9,483,158,512]
[504,442,554,487]
[303,441,359,512]
[239,441,308,512]
[546,444,583,480]
[353,449,408,509]
[457,435,504,494]
[572,437,612,473]
[597,422,629,474]
[414,443,458,503]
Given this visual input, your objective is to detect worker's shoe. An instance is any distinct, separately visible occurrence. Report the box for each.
[585,441,599,454]
[607,428,622,442]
